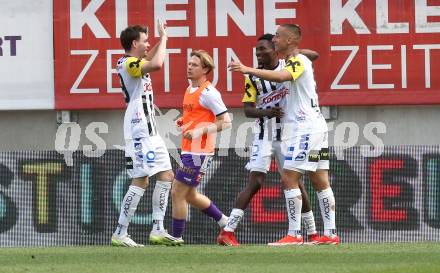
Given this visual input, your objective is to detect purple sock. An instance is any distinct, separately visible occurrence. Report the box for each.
[172,218,186,238]
[201,202,223,222]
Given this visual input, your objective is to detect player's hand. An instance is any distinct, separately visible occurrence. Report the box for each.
[157,19,167,39]
[183,130,195,140]
[266,107,284,118]
[228,61,249,74]
[183,128,203,140]
[175,117,183,128]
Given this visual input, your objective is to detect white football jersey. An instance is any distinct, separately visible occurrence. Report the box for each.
[242,60,289,141]
[116,56,157,140]
[280,54,327,137]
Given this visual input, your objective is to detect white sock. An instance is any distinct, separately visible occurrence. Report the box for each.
[152,180,171,230]
[114,185,145,237]
[317,188,337,236]
[302,211,317,235]
[217,214,229,228]
[224,208,244,232]
[284,188,302,237]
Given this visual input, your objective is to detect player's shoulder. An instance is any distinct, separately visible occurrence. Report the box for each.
[203,83,220,94]
[125,56,144,68]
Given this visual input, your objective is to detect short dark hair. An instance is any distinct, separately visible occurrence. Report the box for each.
[257,33,275,49]
[281,24,302,37]
[120,25,148,51]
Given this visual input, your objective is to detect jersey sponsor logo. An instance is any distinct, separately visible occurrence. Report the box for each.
[183,103,193,112]
[261,89,289,104]
[131,118,141,124]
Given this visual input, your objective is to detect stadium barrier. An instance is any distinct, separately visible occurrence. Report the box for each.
[1,147,439,246]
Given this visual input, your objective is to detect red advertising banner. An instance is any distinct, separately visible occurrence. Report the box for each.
[54,0,440,109]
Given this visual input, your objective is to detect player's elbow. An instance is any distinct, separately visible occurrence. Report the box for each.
[150,62,163,71]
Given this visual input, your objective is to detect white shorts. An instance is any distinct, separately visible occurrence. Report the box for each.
[282,131,329,173]
[125,135,172,178]
[246,138,284,174]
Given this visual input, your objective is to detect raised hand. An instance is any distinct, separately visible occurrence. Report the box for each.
[157,19,167,38]
[228,61,249,74]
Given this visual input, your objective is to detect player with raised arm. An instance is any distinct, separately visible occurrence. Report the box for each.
[111,22,176,247]
[165,50,232,246]
[217,34,321,246]
[229,25,339,245]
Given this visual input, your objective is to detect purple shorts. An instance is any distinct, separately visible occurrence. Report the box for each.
[175,154,212,187]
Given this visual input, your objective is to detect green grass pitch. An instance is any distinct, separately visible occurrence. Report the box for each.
[1,243,439,273]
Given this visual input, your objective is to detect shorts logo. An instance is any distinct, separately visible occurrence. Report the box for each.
[252,145,259,157]
[134,142,142,151]
[146,151,156,163]
[295,152,307,161]
[319,148,329,160]
[285,146,295,161]
[308,150,320,162]
[299,134,310,151]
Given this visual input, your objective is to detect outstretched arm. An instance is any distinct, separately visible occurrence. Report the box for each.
[141,20,168,74]
[229,61,292,83]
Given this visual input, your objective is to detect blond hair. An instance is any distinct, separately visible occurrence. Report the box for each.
[190,50,215,74]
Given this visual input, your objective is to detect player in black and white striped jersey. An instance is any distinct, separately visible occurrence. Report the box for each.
[112,22,176,247]
[217,34,320,246]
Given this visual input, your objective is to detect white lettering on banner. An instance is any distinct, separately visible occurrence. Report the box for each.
[367,45,394,89]
[70,50,99,93]
[330,0,440,35]
[330,46,360,90]
[68,0,299,39]
[376,0,409,34]
[70,0,110,39]
[264,0,298,34]
[196,0,208,36]
[413,44,440,88]
[164,49,182,92]
[330,0,370,35]
[226,48,242,91]
[330,44,440,90]
[415,0,440,33]
[115,0,128,38]
[401,45,407,88]
[215,0,256,36]
[154,0,189,37]
[106,50,125,93]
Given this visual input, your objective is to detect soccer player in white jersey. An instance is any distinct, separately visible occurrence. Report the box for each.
[229,24,340,245]
[111,22,176,247]
[218,34,322,246]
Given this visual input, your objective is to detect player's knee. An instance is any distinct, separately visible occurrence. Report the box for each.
[158,170,174,182]
[171,185,183,201]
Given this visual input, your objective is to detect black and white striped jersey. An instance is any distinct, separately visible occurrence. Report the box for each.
[116,56,158,139]
[242,60,288,141]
